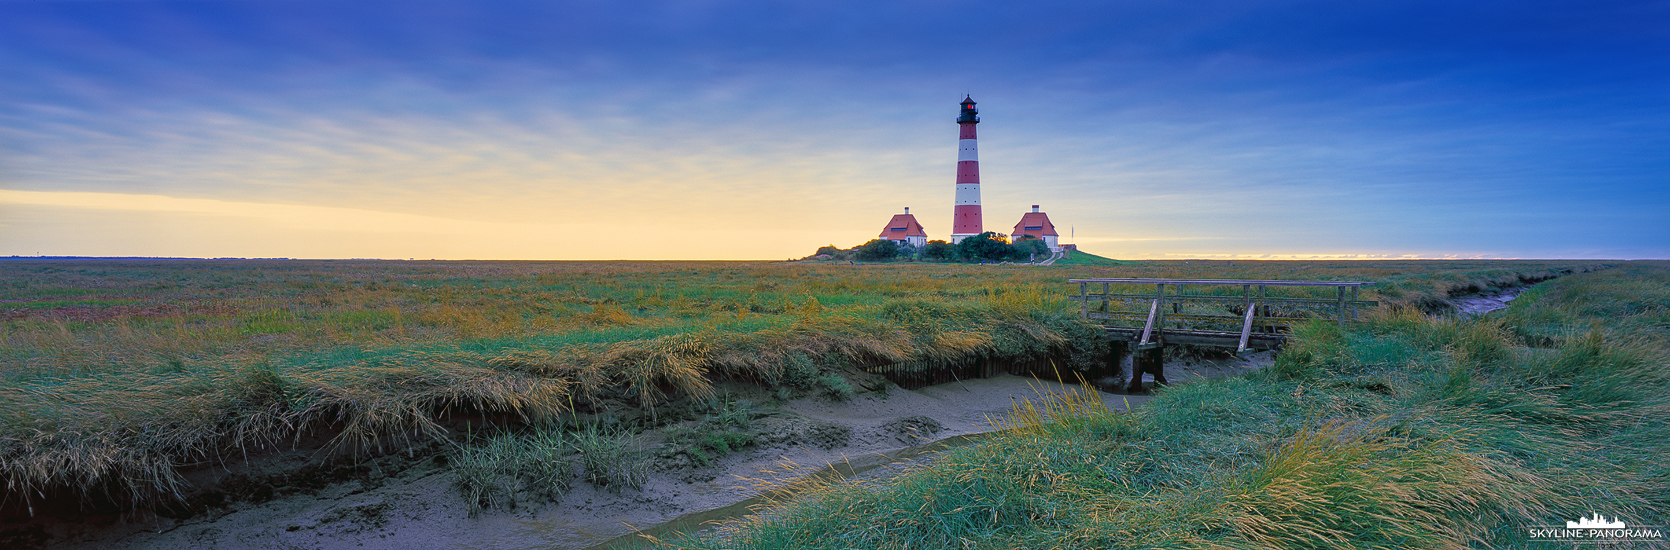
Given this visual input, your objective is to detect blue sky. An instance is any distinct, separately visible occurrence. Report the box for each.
[2,0,1665,259]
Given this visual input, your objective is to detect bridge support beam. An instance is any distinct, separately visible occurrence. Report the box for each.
[1128,345,1167,393]
[1107,341,1126,382]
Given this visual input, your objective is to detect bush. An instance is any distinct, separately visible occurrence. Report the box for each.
[955,232,1018,262]
[922,240,956,261]
[1013,236,1050,261]
[805,244,854,261]
[854,239,900,261]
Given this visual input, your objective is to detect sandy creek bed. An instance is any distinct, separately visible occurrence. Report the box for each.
[1451,286,1530,316]
[21,353,1273,550]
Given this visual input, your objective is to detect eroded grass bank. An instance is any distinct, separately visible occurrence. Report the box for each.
[0,259,1612,515]
[656,262,1668,550]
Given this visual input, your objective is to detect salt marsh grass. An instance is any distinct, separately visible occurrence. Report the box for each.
[0,258,1617,514]
[652,261,1667,550]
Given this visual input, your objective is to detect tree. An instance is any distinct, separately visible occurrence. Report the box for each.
[1013,236,1049,261]
[955,232,1015,262]
[922,240,956,261]
[895,241,921,260]
[854,239,900,261]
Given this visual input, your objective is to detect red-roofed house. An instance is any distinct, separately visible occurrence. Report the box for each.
[879,207,928,248]
[1011,205,1061,252]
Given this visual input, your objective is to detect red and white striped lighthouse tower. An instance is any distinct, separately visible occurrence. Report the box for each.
[949,96,983,243]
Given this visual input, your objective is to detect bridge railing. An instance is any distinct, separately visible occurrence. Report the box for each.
[1068,278,1377,353]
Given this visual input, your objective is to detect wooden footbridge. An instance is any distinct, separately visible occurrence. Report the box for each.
[862,277,1378,394]
[1070,278,1376,392]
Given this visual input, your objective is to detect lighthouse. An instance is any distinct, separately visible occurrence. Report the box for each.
[949,96,982,243]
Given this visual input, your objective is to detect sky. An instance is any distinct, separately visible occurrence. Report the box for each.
[1,0,1666,260]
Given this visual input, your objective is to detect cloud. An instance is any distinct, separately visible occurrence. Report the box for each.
[0,189,554,235]
[1,1,1664,259]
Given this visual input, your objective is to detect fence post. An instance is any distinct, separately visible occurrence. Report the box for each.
[1079,281,1088,318]
[1259,285,1269,332]
[1155,284,1166,334]
[1336,286,1346,327]
[1351,286,1360,320]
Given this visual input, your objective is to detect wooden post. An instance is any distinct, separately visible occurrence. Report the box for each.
[1140,299,1159,345]
[1259,285,1269,332]
[1336,286,1346,327]
[1155,284,1166,334]
[1128,344,1167,393]
[1079,282,1088,318]
[1351,286,1360,321]
[1108,341,1126,381]
[1153,346,1167,384]
[1238,302,1257,353]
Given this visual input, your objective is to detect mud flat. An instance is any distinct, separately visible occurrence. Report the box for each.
[1452,286,1532,316]
[21,352,1270,550]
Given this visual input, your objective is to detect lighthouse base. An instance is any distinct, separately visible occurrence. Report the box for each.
[950,233,976,244]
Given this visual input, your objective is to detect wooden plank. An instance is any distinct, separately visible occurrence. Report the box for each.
[1069,278,1375,287]
[1102,326,1284,349]
[1139,299,1159,345]
[1098,312,1291,325]
[1069,294,1377,308]
[1238,302,1256,353]
[1079,281,1088,319]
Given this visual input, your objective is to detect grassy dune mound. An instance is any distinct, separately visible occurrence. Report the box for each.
[664,262,1668,549]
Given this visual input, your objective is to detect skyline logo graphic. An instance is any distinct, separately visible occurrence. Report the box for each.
[1526,512,1663,545]
[1567,513,1625,529]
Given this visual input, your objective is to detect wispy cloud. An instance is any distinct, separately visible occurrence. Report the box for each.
[1,1,1664,259]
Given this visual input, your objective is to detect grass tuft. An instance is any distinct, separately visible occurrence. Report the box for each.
[448,427,578,516]
[572,423,648,491]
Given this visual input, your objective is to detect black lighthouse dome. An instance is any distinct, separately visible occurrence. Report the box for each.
[958,96,979,123]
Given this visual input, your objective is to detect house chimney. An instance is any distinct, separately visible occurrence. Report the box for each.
[904,207,910,214]
[1032,204,1039,213]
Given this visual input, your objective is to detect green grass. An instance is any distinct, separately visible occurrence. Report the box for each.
[1048,250,1138,266]
[0,258,1618,513]
[571,423,649,491]
[448,422,650,515]
[663,399,761,466]
[652,261,1670,549]
[449,427,578,515]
